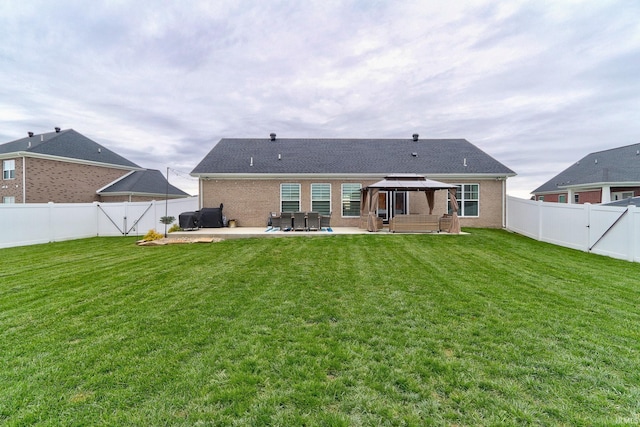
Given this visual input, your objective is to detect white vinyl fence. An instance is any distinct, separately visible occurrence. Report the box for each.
[0,197,199,249]
[506,196,640,263]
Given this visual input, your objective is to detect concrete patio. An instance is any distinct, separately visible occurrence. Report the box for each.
[168,226,462,240]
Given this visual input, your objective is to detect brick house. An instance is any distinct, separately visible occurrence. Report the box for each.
[532,143,640,204]
[191,134,516,228]
[0,128,189,203]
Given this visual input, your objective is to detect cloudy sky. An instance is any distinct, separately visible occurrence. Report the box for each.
[1,0,638,198]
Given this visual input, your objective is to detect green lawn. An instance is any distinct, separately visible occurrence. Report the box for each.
[1,230,639,426]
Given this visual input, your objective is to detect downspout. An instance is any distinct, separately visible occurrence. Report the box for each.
[502,178,506,228]
[22,157,26,203]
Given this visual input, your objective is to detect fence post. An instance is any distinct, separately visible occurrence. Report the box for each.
[584,203,591,252]
[48,201,55,243]
[123,202,128,236]
[537,200,543,241]
[629,205,637,262]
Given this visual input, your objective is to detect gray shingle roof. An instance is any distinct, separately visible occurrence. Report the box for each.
[98,169,190,196]
[603,196,640,207]
[0,129,140,168]
[533,143,640,193]
[191,137,515,176]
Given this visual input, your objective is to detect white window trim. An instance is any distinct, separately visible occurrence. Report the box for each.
[3,159,15,180]
[449,183,480,218]
[341,183,361,218]
[280,183,301,212]
[310,183,331,214]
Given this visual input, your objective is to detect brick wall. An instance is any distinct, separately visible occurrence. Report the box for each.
[535,193,568,203]
[24,158,133,203]
[456,179,505,228]
[575,190,601,204]
[200,177,506,228]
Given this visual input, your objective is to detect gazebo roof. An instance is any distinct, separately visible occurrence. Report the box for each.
[366,174,456,191]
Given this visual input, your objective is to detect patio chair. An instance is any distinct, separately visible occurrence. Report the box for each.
[279,212,293,231]
[306,212,320,231]
[320,213,331,230]
[293,211,307,231]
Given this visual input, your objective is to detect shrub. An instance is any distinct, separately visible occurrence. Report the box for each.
[142,229,164,241]
[168,224,181,233]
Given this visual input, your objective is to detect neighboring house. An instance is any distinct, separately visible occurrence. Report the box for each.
[97,169,190,202]
[532,143,640,204]
[191,133,516,228]
[0,128,190,203]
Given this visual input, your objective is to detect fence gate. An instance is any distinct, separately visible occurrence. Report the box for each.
[98,203,155,235]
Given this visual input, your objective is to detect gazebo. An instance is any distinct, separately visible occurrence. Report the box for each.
[361,174,461,233]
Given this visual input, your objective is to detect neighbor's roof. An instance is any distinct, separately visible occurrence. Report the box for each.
[533,143,640,194]
[97,169,190,197]
[191,137,516,176]
[0,129,140,168]
[602,196,640,207]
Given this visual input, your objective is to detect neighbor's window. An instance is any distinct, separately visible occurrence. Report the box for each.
[3,159,15,180]
[341,183,361,217]
[558,194,566,203]
[311,183,331,215]
[280,183,300,212]
[539,196,545,202]
[2,196,15,204]
[574,194,579,204]
[448,184,479,217]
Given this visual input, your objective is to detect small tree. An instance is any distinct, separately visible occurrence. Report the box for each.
[160,216,175,238]
[160,216,175,225]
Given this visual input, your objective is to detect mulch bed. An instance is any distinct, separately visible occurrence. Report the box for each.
[136,236,222,246]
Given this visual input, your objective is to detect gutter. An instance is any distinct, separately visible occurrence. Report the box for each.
[1,151,143,171]
[192,172,517,180]
[554,181,640,191]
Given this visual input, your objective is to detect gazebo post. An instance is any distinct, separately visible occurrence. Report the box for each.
[367,188,379,232]
[448,188,461,234]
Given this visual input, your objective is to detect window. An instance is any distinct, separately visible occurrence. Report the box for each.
[612,191,634,201]
[448,184,479,217]
[341,183,361,217]
[539,196,545,202]
[2,160,15,180]
[2,196,15,204]
[574,194,579,204]
[280,183,300,212]
[558,194,566,203]
[311,183,331,215]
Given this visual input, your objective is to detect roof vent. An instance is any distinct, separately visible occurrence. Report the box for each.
[412,133,419,141]
[270,133,276,141]
[411,152,418,157]
[55,127,61,133]
[28,131,34,137]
